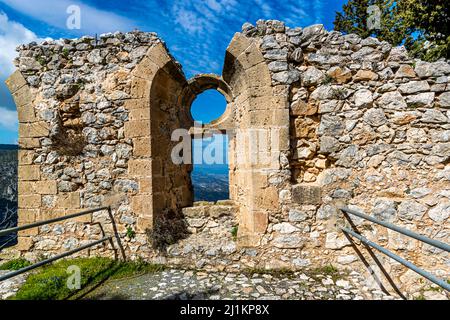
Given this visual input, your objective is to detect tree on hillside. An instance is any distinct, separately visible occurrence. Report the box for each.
[334,0,449,61]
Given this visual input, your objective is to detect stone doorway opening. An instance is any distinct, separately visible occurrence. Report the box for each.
[189,89,230,202]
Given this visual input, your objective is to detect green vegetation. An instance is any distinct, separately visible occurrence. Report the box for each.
[310,264,343,281]
[334,0,449,61]
[126,226,136,239]
[0,258,32,271]
[242,267,297,278]
[231,226,238,241]
[62,48,69,58]
[321,74,334,85]
[11,257,165,300]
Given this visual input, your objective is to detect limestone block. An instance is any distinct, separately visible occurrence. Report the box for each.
[16,237,33,251]
[133,57,159,79]
[137,217,152,232]
[139,178,152,193]
[147,43,172,67]
[131,195,152,215]
[18,227,38,236]
[123,98,150,110]
[18,181,34,195]
[19,195,41,209]
[133,137,151,156]
[292,184,322,205]
[129,108,150,121]
[35,180,58,195]
[57,192,80,209]
[130,77,150,99]
[128,159,152,176]
[12,85,33,107]
[17,104,37,123]
[253,211,268,233]
[19,122,49,138]
[124,120,150,138]
[5,70,27,93]
[18,150,34,165]
[19,138,40,149]
[18,165,40,181]
[18,209,38,224]
[353,70,378,81]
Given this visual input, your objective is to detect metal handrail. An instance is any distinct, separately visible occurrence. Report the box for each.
[340,206,450,292]
[340,206,450,252]
[0,206,125,283]
[342,227,450,292]
[0,236,112,282]
[0,206,110,237]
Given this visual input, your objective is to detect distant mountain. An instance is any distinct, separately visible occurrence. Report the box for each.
[192,164,229,202]
[0,147,17,249]
[0,144,18,151]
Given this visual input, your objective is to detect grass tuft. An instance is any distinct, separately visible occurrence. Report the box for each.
[0,258,32,271]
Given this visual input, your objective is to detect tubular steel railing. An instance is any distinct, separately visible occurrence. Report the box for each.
[0,206,125,282]
[340,206,450,292]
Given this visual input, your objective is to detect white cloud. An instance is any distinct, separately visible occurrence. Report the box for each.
[0,0,136,34]
[0,106,17,131]
[0,12,39,78]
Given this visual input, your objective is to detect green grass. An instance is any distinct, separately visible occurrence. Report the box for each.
[310,264,343,281]
[242,267,296,278]
[0,258,32,271]
[11,257,165,300]
[126,226,136,239]
[231,226,238,241]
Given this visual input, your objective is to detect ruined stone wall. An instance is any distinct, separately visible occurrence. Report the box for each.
[241,20,449,295]
[4,21,449,297]
[4,32,193,260]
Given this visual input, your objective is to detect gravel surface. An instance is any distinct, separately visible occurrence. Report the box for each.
[83,269,399,300]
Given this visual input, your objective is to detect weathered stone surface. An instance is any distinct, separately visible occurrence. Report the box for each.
[301,66,324,86]
[398,81,430,94]
[318,115,345,136]
[378,91,407,110]
[437,92,450,108]
[273,234,305,249]
[292,185,321,205]
[273,222,299,234]
[415,60,450,78]
[398,200,428,220]
[325,232,351,249]
[288,209,308,222]
[4,23,450,297]
[428,201,450,222]
[405,92,435,106]
[363,108,387,127]
[353,70,378,81]
[354,89,373,107]
[421,109,448,123]
[372,199,397,222]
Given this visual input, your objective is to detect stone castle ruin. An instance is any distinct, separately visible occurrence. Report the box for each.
[4,20,450,296]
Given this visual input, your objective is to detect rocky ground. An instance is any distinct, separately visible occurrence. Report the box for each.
[84,268,401,300]
[0,270,27,300]
[1,267,447,300]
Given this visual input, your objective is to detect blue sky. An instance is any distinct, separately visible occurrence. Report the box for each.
[0,0,347,144]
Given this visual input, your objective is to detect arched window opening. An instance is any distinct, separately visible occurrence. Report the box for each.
[190,90,229,201]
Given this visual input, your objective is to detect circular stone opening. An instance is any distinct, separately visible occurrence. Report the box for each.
[190,89,227,124]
